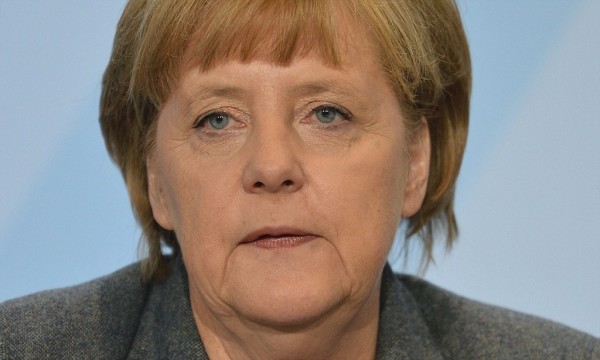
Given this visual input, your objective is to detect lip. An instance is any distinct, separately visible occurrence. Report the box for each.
[240,226,317,249]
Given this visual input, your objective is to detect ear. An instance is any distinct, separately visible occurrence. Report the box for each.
[146,155,175,230]
[401,117,431,217]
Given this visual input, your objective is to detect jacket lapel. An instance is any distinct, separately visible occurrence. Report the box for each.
[376,264,444,360]
[128,259,442,359]
[127,256,209,359]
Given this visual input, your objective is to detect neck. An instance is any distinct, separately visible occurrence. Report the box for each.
[190,281,382,360]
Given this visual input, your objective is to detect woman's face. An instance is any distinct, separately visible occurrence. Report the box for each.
[147,25,430,329]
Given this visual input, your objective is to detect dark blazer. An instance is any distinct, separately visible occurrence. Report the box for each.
[1,257,598,359]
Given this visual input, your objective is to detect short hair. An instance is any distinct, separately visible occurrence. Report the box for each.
[100,0,471,280]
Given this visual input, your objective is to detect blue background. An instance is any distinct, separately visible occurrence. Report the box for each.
[1,1,598,336]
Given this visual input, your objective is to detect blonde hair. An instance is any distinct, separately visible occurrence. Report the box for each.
[100,0,471,280]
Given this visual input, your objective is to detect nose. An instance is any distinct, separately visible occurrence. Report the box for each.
[242,125,304,194]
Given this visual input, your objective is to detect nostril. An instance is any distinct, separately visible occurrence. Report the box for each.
[246,178,300,193]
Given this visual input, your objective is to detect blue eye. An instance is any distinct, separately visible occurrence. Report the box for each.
[315,106,339,124]
[198,113,230,129]
[313,105,351,125]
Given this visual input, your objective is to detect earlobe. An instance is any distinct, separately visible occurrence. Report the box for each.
[401,117,431,217]
[146,156,174,230]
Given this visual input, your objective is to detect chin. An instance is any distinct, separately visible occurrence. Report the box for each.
[233,277,350,329]
[222,254,352,329]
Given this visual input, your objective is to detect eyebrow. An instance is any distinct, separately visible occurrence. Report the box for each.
[288,80,356,98]
[185,78,361,109]
[190,86,247,100]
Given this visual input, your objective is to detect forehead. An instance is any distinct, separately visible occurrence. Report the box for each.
[182,0,375,72]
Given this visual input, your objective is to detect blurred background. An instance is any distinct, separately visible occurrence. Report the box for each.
[1,0,598,336]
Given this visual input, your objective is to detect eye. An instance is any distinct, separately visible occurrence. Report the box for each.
[195,112,230,130]
[313,105,351,124]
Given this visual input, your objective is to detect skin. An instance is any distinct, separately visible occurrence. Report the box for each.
[147,22,431,360]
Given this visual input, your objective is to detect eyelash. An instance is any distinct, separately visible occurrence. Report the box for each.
[308,104,352,127]
[193,111,228,129]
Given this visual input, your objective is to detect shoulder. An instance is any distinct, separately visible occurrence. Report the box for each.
[0,262,148,359]
[396,274,600,359]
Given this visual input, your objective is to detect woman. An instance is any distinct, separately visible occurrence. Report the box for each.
[1,0,598,359]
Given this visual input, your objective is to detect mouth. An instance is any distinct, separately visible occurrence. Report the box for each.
[240,227,317,249]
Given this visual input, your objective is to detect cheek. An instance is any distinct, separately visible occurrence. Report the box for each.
[158,154,243,282]
[309,137,407,278]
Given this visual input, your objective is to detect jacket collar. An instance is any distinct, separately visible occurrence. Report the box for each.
[128,255,209,359]
[130,258,441,359]
[376,264,443,359]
